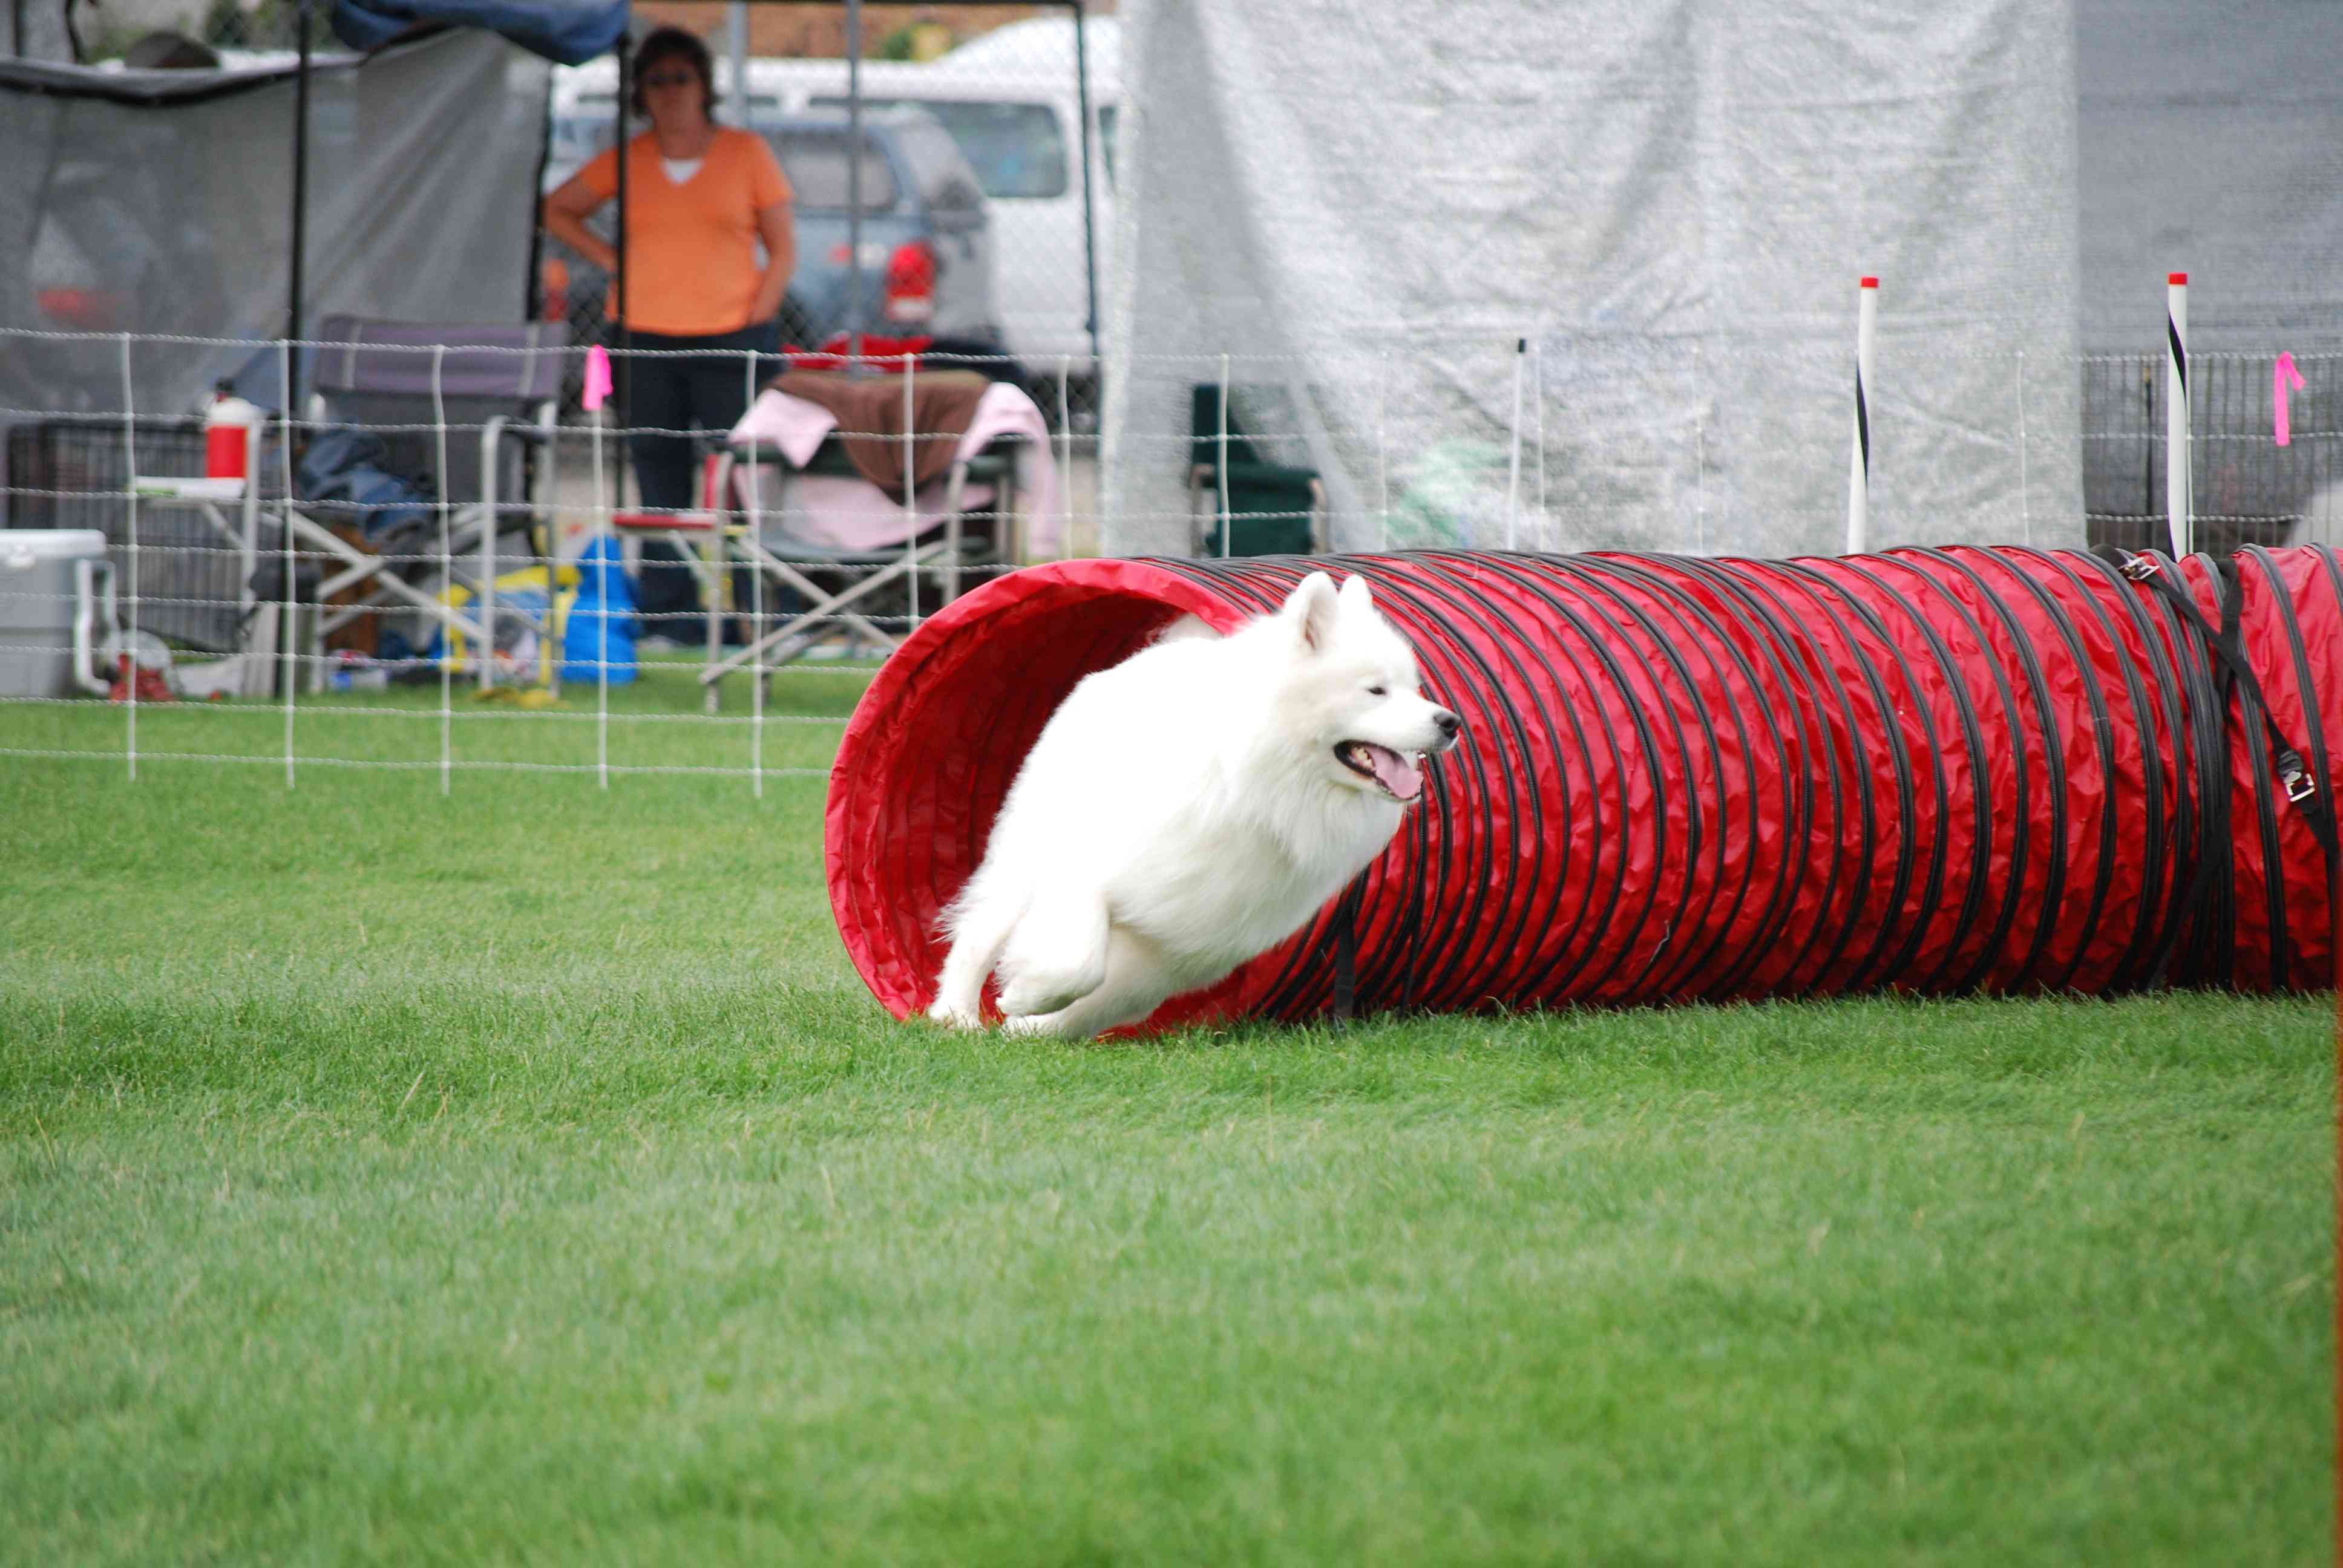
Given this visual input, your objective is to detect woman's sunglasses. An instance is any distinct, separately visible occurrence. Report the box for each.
[640,70,698,88]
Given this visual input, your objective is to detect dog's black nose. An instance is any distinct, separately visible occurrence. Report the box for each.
[1434,709,1461,740]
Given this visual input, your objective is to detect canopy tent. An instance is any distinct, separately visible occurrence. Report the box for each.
[298,0,622,398]
[0,30,548,425]
[331,0,624,62]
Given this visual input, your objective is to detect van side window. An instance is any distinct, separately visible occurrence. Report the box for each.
[763,128,902,212]
[811,96,1066,200]
[891,120,987,214]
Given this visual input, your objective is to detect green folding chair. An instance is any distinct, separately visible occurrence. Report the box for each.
[1188,384,1327,557]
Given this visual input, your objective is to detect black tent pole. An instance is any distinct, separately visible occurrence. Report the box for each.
[845,0,862,367]
[1071,1,1098,377]
[614,28,630,509]
[288,0,311,411]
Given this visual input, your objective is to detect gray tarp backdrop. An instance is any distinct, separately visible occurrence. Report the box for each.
[1104,0,2093,558]
[2076,0,2343,357]
[0,28,548,424]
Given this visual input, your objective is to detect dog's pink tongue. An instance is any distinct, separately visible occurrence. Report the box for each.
[1364,743,1423,801]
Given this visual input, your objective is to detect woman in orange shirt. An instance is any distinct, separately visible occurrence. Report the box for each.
[543,27,796,641]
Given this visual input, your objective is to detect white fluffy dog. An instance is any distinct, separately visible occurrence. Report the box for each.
[928,571,1463,1039]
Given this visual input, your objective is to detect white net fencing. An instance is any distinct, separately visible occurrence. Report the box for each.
[4,323,2336,788]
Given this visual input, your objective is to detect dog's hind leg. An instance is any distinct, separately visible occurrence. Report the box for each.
[996,885,1112,1021]
[928,887,1023,1028]
[1004,927,1179,1040]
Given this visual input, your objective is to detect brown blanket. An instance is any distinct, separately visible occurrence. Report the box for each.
[767,369,992,492]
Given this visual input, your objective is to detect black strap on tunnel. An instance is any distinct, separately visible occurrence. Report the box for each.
[1328,875,1365,1023]
[2098,546,2340,984]
[2244,543,2342,987]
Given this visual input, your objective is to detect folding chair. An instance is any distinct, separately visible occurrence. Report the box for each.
[295,316,568,690]
[1189,382,1329,557]
[613,425,1025,711]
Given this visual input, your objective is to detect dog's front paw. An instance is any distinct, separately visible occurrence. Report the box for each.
[1001,1011,1069,1039]
[926,998,985,1030]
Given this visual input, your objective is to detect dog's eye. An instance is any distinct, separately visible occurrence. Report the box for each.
[1367,684,1388,696]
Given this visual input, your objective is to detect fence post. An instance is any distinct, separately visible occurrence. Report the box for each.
[278,337,298,788]
[745,341,763,798]
[1506,336,1525,551]
[117,332,137,780]
[1846,276,1878,555]
[433,342,453,794]
[1217,351,1231,559]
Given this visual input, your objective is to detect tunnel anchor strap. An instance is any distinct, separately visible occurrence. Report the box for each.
[2106,547,2338,869]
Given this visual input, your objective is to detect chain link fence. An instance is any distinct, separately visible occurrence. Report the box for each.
[2083,351,2340,554]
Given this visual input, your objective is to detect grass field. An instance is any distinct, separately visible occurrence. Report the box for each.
[2,667,2335,1565]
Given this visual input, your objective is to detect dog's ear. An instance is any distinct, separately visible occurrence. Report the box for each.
[1338,575,1375,616]
[1285,572,1341,653]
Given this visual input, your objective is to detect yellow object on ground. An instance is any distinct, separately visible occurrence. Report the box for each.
[439,563,580,687]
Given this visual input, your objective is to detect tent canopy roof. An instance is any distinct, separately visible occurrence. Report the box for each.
[330,0,627,66]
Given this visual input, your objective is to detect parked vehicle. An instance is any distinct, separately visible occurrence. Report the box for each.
[803,18,1121,377]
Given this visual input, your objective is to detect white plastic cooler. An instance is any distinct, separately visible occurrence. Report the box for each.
[0,530,113,698]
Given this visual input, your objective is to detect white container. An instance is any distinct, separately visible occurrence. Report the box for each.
[0,530,111,698]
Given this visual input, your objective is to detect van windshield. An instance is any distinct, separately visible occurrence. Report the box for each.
[809,97,1065,199]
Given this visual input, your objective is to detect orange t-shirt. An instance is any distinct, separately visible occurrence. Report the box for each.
[580,128,793,336]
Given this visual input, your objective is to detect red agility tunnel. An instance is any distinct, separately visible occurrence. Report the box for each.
[826,546,2342,1030]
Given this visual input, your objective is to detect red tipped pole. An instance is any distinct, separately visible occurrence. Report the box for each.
[1846,276,1879,554]
[2166,272,2191,557]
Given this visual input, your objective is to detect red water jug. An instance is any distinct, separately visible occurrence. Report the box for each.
[203,382,262,480]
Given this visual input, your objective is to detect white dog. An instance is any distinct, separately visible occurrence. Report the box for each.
[928,571,1463,1039]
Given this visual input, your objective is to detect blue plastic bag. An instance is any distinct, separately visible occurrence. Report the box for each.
[561,536,638,684]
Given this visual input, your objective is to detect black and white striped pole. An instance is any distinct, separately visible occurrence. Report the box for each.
[1846,275,1878,554]
[2165,271,2191,558]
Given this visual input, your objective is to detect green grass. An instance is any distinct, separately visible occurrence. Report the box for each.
[1,674,2334,1566]
[1,653,871,779]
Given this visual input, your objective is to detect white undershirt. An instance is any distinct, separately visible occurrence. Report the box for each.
[660,156,705,185]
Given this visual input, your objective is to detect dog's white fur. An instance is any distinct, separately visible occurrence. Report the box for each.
[928,572,1461,1039]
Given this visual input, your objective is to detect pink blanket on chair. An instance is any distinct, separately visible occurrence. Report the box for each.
[729,382,1064,555]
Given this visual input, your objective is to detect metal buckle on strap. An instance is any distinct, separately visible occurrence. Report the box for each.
[2278,753,2319,805]
[2119,554,2161,583]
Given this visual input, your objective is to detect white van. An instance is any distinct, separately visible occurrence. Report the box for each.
[546,18,1119,379]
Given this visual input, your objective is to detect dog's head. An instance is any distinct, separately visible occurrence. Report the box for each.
[1270,572,1461,805]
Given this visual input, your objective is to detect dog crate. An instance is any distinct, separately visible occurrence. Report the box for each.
[5,414,278,653]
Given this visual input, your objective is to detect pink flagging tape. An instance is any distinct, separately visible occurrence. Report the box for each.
[583,344,614,412]
[2275,352,2305,447]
